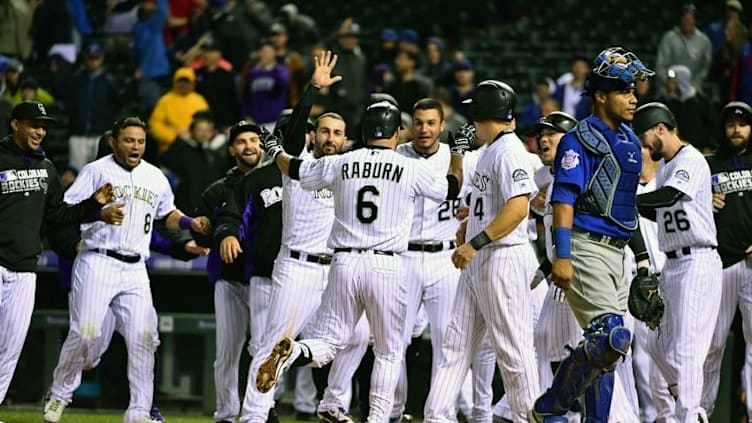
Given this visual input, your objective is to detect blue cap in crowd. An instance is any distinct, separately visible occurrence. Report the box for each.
[85,42,104,58]
[381,28,399,42]
[400,29,419,44]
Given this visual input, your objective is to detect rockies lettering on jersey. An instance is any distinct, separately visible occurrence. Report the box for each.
[64,155,176,258]
[654,145,717,252]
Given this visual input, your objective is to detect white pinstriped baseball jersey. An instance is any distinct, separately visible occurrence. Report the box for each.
[64,155,176,257]
[466,132,537,246]
[396,143,460,242]
[532,165,554,217]
[654,145,717,252]
[282,149,335,254]
[297,146,448,252]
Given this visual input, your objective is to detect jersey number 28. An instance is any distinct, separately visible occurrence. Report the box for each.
[357,185,379,224]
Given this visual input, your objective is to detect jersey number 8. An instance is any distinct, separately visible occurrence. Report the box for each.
[144,213,152,234]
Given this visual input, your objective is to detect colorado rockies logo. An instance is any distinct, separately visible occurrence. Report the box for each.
[472,172,490,192]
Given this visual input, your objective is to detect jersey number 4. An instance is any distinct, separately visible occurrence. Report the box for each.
[663,210,690,233]
[357,185,379,224]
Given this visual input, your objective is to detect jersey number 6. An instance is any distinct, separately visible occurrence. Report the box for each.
[357,185,379,224]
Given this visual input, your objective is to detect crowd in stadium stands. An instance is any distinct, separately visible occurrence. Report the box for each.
[0,0,748,235]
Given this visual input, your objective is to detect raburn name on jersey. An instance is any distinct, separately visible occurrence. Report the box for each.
[341,161,404,183]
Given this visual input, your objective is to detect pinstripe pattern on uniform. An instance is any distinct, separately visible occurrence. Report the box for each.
[424,244,539,423]
[701,259,752,418]
[241,250,329,420]
[317,315,370,412]
[0,267,36,403]
[646,250,722,422]
[213,280,251,422]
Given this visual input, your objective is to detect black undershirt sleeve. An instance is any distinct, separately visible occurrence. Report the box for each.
[446,175,459,200]
[289,158,303,180]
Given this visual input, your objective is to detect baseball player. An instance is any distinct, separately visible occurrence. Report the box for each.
[233,51,348,423]
[701,101,752,419]
[532,47,655,423]
[193,120,264,423]
[0,101,114,408]
[253,99,467,423]
[630,102,722,422]
[43,117,211,423]
[420,79,539,423]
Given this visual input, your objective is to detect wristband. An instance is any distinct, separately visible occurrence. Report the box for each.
[469,230,492,250]
[553,227,572,259]
[179,215,193,230]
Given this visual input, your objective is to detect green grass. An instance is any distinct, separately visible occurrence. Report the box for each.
[0,409,304,423]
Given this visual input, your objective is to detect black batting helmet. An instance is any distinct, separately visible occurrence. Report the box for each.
[632,102,677,136]
[534,111,577,134]
[721,101,752,125]
[361,101,402,140]
[463,80,516,122]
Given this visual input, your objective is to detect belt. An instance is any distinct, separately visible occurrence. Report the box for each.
[576,230,629,249]
[666,246,715,259]
[91,248,141,264]
[334,248,395,256]
[408,241,456,252]
[289,250,332,265]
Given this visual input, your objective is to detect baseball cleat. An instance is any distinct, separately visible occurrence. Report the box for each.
[256,337,299,393]
[317,407,354,423]
[43,398,66,423]
[149,407,167,422]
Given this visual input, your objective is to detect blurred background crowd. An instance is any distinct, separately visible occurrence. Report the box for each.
[0,0,748,216]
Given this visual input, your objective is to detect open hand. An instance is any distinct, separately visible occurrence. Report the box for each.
[100,202,126,225]
[712,193,726,213]
[220,236,242,263]
[310,50,342,89]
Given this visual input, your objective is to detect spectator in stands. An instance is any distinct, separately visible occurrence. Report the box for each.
[432,87,468,143]
[40,53,74,103]
[31,0,76,64]
[164,0,204,48]
[655,3,712,94]
[729,31,752,105]
[68,42,122,170]
[19,77,54,106]
[240,39,290,129]
[519,77,555,129]
[279,3,319,54]
[449,58,474,119]
[0,95,10,138]
[719,19,750,102]
[705,0,745,61]
[149,67,210,154]
[399,28,421,54]
[554,52,590,119]
[0,0,33,59]
[161,111,230,213]
[385,49,433,111]
[206,0,269,71]
[635,77,656,106]
[419,37,453,87]
[132,0,171,113]
[330,20,367,137]
[194,38,239,130]
[2,60,24,104]
[368,64,393,94]
[659,65,717,153]
[271,22,306,105]
[104,0,140,35]
[369,28,399,70]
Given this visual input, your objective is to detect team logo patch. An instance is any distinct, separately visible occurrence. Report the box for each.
[674,169,690,182]
[561,149,580,170]
[512,169,529,182]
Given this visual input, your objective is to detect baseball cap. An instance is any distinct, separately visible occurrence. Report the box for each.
[453,58,473,72]
[727,0,743,13]
[5,58,22,73]
[342,22,361,37]
[11,101,57,123]
[85,42,104,58]
[680,3,697,15]
[721,101,752,124]
[21,77,38,90]
[400,29,419,44]
[270,22,287,35]
[229,120,262,142]
[381,28,398,42]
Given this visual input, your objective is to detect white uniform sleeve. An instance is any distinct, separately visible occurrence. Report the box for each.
[500,153,537,201]
[299,155,341,191]
[663,156,703,200]
[155,174,177,219]
[413,160,448,202]
[63,163,99,203]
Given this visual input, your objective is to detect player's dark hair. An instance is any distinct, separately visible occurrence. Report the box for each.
[315,112,346,129]
[112,117,147,140]
[412,98,444,121]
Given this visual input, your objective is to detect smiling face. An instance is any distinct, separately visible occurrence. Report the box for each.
[110,125,146,169]
[228,131,262,170]
[313,115,347,158]
[11,119,48,151]
[411,107,444,153]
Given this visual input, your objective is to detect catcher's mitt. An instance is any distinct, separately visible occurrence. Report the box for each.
[628,267,664,330]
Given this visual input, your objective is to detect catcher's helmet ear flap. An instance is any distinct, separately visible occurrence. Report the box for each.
[632,102,677,136]
[361,101,402,140]
[463,80,516,122]
[721,101,752,125]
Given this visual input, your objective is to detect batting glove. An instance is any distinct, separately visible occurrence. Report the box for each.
[448,124,474,156]
[261,128,285,160]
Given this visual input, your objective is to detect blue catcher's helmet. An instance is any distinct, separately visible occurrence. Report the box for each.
[585,47,654,95]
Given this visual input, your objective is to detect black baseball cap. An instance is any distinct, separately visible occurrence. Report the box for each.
[11,101,56,123]
[229,120,262,142]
